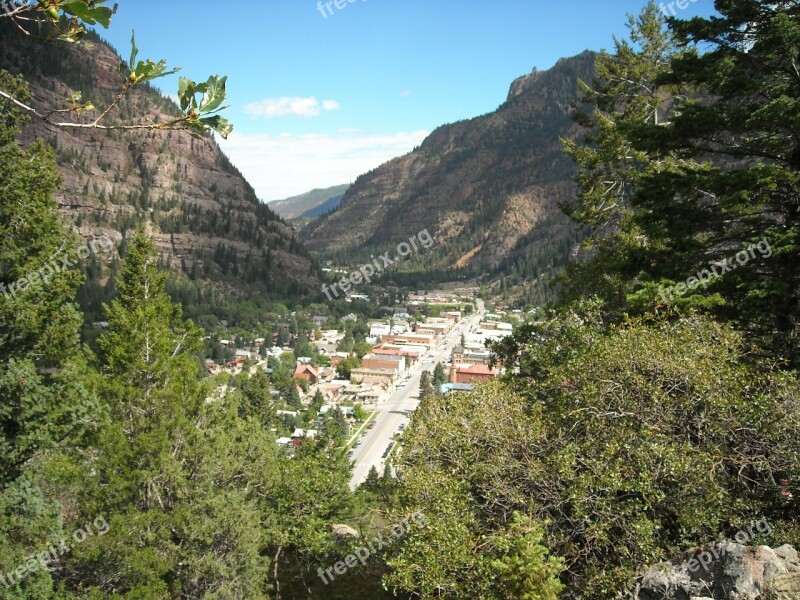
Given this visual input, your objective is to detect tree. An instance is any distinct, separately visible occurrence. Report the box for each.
[353,404,366,422]
[240,369,279,429]
[630,0,800,365]
[0,72,96,599]
[419,370,435,400]
[560,1,684,312]
[336,355,361,380]
[432,362,447,391]
[67,230,276,596]
[363,465,381,492]
[0,2,233,138]
[354,341,373,359]
[421,305,800,597]
[561,0,800,366]
[322,406,349,444]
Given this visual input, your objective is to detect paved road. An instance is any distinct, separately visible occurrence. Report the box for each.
[349,300,485,489]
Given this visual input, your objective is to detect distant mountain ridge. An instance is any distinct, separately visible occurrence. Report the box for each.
[0,21,320,308]
[302,52,596,304]
[269,184,350,222]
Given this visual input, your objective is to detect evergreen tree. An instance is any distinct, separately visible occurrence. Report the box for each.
[432,362,447,392]
[419,370,435,400]
[68,230,276,596]
[240,369,279,429]
[0,70,95,600]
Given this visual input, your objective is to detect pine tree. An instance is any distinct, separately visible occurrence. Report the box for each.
[419,370,435,400]
[0,70,94,599]
[432,362,447,392]
[68,229,275,597]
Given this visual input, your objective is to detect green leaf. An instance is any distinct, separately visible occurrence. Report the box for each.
[201,115,233,139]
[199,75,228,114]
[177,77,194,112]
[131,59,180,85]
[60,0,116,28]
[128,29,138,71]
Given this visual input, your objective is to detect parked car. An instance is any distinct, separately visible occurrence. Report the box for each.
[368,422,376,429]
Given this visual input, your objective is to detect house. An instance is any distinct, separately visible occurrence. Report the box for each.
[347,294,370,302]
[329,352,351,368]
[290,428,318,447]
[205,360,221,375]
[312,316,329,327]
[393,306,410,318]
[341,313,358,323]
[276,437,293,447]
[450,363,500,384]
[293,365,319,385]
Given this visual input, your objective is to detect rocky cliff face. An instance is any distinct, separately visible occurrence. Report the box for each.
[0,22,319,301]
[635,542,800,599]
[302,52,595,300]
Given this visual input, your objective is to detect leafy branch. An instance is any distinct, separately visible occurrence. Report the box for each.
[0,0,233,138]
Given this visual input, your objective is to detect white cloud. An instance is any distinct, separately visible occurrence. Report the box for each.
[219,129,429,201]
[400,90,412,97]
[244,96,340,119]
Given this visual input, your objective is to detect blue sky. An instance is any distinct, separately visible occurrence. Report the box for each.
[99,0,716,201]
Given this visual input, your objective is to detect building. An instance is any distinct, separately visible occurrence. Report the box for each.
[293,364,319,385]
[450,345,492,367]
[450,363,500,384]
[372,344,423,364]
[349,367,397,386]
[361,353,406,374]
[290,428,318,447]
[440,382,475,395]
[369,321,391,338]
[381,333,436,351]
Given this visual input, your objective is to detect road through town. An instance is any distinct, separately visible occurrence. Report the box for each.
[348,300,485,489]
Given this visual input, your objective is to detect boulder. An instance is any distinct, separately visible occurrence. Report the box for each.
[635,542,800,599]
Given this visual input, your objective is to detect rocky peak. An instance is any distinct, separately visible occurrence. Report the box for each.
[507,66,540,100]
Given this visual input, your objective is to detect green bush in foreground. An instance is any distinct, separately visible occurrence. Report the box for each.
[391,307,799,598]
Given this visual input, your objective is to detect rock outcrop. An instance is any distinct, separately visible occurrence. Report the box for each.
[0,21,319,301]
[635,542,800,599]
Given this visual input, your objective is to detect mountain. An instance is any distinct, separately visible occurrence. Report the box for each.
[0,22,320,312]
[269,184,350,222]
[302,52,596,303]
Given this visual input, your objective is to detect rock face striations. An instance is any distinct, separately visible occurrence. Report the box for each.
[302,51,596,297]
[0,22,319,301]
